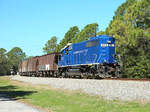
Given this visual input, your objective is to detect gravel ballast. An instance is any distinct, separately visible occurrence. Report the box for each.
[11,75,150,102]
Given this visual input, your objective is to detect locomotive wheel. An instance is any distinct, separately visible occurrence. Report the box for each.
[91,74,96,79]
[115,67,120,78]
[62,72,67,78]
[83,75,88,79]
[78,75,82,79]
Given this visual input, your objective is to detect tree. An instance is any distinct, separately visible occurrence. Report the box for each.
[97,31,106,35]
[0,48,10,75]
[104,0,150,78]
[73,23,98,43]
[57,23,98,51]
[124,0,150,29]
[7,47,26,73]
[43,36,58,54]
[0,48,7,62]
[57,26,79,51]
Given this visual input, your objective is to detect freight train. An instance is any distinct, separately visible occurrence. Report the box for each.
[19,35,121,78]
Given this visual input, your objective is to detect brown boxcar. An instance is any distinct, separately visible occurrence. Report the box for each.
[27,58,34,72]
[32,56,40,72]
[19,57,39,76]
[27,56,39,72]
[18,52,60,77]
[38,53,60,77]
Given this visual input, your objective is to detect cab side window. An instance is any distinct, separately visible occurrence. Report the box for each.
[86,40,99,47]
[68,45,72,51]
[65,49,68,54]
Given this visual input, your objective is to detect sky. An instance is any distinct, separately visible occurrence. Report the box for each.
[0,0,126,56]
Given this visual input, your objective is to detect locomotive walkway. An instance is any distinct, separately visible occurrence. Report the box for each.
[0,94,43,112]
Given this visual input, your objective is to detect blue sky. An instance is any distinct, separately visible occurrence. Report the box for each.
[0,0,126,56]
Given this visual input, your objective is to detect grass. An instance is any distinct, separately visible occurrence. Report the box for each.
[0,76,150,112]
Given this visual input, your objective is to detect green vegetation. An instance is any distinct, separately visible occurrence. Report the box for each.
[0,47,26,75]
[43,36,58,54]
[0,76,150,112]
[104,0,150,78]
[72,23,98,43]
[43,23,98,53]
[56,26,79,51]
[0,48,10,75]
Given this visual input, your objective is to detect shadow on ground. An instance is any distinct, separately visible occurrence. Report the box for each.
[0,85,36,101]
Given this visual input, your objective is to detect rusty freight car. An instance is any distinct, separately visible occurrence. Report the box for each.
[18,53,60,77]
[26,56,39,76]
[38,53,60,77]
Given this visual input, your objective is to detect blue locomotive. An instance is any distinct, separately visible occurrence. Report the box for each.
[58,35,121,78]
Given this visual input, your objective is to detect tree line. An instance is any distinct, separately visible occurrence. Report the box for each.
[43,0,150,78]
[43,23,98,53]
[0,47,25,75]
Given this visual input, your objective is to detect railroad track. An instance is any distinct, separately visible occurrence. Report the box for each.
[21,74,150,82]
[103,78,150,81]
